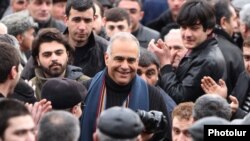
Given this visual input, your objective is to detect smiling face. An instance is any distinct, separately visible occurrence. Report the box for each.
[36,41,68,78]
[180,23,211,49]
[105,38,139,85]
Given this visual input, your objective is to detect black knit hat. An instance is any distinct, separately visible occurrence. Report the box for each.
[97,106,144,139]
[41,78,87,110]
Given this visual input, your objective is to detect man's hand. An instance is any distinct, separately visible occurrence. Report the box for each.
[25,99,52,125]
[229,95,239,113]
[147,39,171,68]
[201,76,227,98]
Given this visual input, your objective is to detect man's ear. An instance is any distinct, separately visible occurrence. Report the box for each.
[104,53,109,66]
[36,56,41,66]
[220,16,228,30]
[139,11,144,21]
[69,105,78,117]
[64,15,69,26]
[9,66,18,80]
[206,28,213,36]
[102,17,107,25]
[16,34,24,44]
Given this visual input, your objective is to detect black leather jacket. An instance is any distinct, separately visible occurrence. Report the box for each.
[214,26,244,94]
[159,38,226,104]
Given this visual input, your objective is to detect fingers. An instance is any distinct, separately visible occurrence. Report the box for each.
[229,95,239,113]
[229,95,239,105]
[148,39,156,49]
[201,76,214,92]
[25,103,33,112]
[201,83,210,94]
[26,99,52,126]
[42,101,52,113]
[218,79,226,86]
[204,76,217,87]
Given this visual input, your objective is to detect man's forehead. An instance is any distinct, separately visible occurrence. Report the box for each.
[106,20,128,26]
[31,0,52,3]
[69,8,94,17]
[138,64,157,69]
[118,0,141,9]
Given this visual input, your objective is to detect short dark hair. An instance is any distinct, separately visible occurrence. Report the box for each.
[0,42,20,83]
[93,0,104,17]
[0,99,30,138]
[177,0,216,31]
[65,0,95,17]
[104,7,131,26]
[139,48,160,69]
[214,0,233,25]
[32,28,73,66]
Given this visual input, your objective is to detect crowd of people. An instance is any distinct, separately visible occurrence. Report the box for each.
[1,0,250,141]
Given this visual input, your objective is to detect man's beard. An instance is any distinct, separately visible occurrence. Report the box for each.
[40,62,67,77]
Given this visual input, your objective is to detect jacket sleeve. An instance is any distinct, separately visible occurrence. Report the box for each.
[231,108,248,119]
[159,62,221,104]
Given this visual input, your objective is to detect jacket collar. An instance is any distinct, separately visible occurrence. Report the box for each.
[213,25,236,44]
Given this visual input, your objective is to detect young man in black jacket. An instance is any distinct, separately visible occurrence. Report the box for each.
[148,0,226,104]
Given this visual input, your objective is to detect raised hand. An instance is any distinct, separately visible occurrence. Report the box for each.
[148,39,171,68]
[25,99,52,125]
[201,76,227,98]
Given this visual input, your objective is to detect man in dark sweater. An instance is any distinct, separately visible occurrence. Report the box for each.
[80,32,172,141]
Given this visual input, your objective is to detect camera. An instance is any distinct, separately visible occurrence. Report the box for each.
[136,109,168,133]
